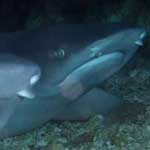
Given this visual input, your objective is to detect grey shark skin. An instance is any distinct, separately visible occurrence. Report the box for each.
[51,28,146,120]
[59,52,124,100]
[88,28,146,65]
[0,26,146,139]
[0,53,123,139]
[0,53,41,99]
[36,27,146,97]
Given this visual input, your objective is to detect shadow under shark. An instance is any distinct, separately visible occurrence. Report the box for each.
[0,23,146,139]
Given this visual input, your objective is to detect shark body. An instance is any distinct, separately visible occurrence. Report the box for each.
[0,53,41,99]
[0,23,146,138]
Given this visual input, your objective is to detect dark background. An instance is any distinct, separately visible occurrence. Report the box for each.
[0,0,149,57]
[0,0,149,31]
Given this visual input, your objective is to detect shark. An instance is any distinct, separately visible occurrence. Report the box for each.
[0,52,124,138]
[51,27,146,120]
[0,53,41,137]
[0,24,146,139]
[0,53,41,99]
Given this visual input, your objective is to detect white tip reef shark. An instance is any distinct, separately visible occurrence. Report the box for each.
[0,53,41,99]
[0,23,146,139]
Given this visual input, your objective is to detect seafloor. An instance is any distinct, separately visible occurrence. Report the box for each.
[0,54,150,150]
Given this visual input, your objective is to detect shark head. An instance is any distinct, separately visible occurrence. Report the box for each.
[117,28,146,53]
[59,52,124,100]
[129,28,146,46]
[114,27,146,64]
[58,27,146,100]
[0,53,41,99]
[88,27,146,63]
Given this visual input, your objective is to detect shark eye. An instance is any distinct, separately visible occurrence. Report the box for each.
[30,74,41,85]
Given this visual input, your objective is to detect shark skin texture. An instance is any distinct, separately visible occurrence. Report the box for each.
[53,88,122,121]
[0,24,146,139]
[0,88,122,139]
[50,27,146,121]
[0,52,124,139]
[0,53,41,99]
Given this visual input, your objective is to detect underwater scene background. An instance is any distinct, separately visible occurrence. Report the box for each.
[0,0,150,149]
